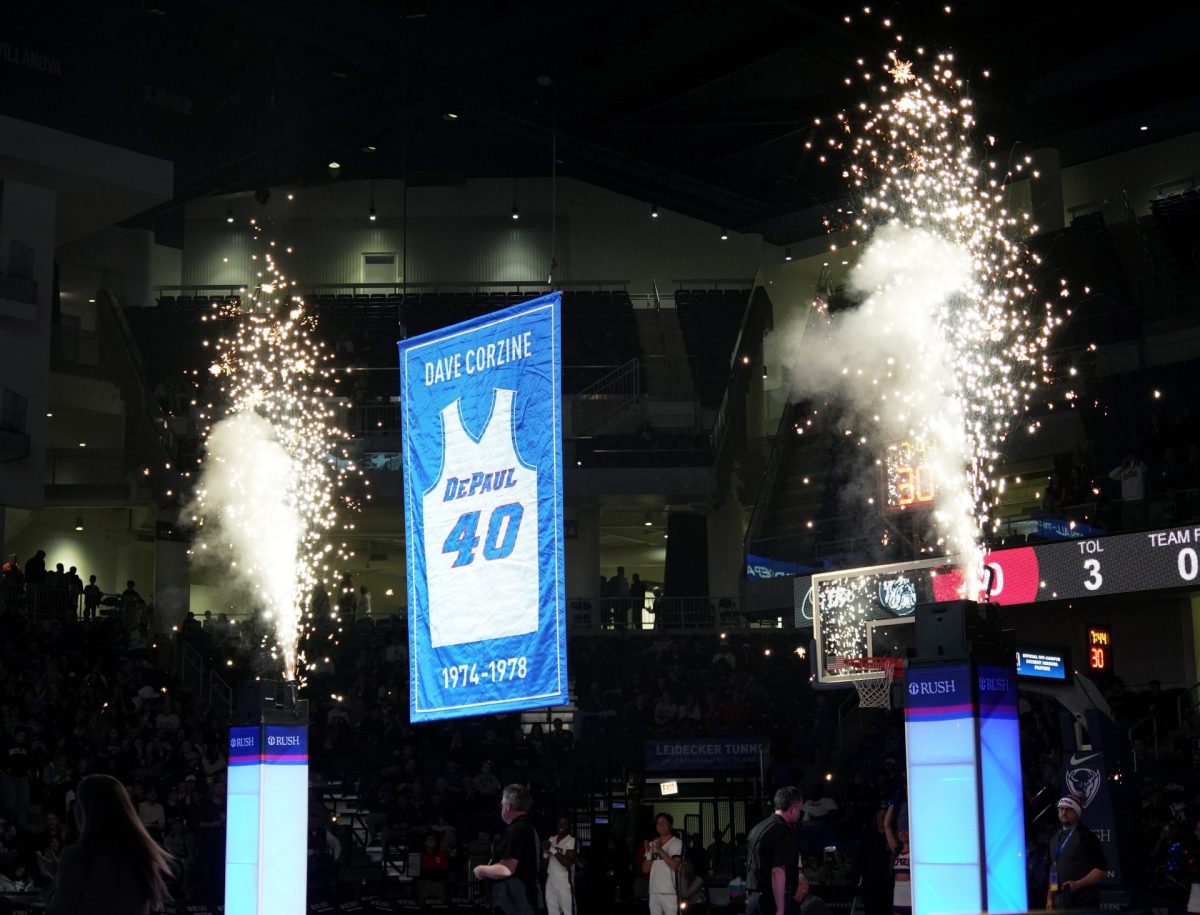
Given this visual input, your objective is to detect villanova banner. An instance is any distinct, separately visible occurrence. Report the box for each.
[399,292,567,722]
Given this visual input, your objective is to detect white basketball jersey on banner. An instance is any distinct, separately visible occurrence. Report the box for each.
[423,388,539,647]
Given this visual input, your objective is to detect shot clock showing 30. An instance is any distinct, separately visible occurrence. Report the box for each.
[1087,627,1111,672]
[400,294,567,723]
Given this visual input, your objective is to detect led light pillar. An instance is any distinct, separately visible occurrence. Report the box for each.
[904,602,1027,915]
[225,681,309,915]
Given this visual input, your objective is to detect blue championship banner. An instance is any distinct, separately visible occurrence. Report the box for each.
[400,293,567,722]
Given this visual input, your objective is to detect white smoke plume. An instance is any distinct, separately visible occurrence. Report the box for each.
[192,412,306,673]
[788,222,985,593]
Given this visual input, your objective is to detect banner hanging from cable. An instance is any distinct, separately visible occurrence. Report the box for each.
[399,293,567,722]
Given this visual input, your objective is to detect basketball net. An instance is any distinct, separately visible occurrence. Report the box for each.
[844,658,901,709]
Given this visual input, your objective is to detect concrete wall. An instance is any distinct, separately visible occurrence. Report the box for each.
[0,179,55,519]
[5,505,155,598]
[181,179,778,295]
[57,226,156,309]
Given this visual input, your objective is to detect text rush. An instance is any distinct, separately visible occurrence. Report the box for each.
[441,657,529,690]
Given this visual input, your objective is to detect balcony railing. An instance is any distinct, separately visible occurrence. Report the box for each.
[566,595,782,633]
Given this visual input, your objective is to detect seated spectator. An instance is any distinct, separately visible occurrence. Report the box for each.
[653,689,678,731]
[441,828,465,888]
[466,830,493,857]
[138,788,166,839]
[0,860,30,892]
[678,858,706,906]
[419,832,448,880]
[36,834,63,885]
[548,718,574,754]
[794,872,832,915]
[471,761,501,798]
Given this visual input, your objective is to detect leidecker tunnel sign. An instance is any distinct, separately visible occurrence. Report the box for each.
[644,739,765,771]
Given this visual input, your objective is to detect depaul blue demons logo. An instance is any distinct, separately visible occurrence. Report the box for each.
[400,293,568,723]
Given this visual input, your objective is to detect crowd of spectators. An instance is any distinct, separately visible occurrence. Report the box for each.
[0,607,231,912]
[3,577,1199,913]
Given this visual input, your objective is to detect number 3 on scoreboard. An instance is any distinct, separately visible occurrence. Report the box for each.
[1083,557,1103,591]
[442,503,524,568]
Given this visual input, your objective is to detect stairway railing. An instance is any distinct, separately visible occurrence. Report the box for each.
[570,358,640,435]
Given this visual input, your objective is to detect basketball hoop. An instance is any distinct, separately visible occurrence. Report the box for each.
[843,657,903,709]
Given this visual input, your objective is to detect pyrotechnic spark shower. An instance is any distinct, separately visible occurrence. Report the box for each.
[794,12,1062,596]
[189,230,361,681]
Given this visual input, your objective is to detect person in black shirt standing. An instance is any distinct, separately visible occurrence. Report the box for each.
[1,729,34,828]
[82,575,102,620]
[856,805,894,915]
[1046,795,1107,910]
[474,783,539,915]
[745,786,804,915]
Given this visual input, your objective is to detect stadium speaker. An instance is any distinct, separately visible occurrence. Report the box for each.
[913,600,1001,660]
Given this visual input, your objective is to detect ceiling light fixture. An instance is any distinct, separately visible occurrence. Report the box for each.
[720,229,729,240]
[784,248,793,261]
[226,207,234,223]
[650,205,659,218]
[512,205,520,220]
[75,516,84,532]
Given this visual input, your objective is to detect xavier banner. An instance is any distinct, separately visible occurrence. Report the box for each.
[399,293,567,722]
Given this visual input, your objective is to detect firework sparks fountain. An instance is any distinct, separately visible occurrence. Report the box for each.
[189,239,356,682]
[790,22,1060,595]
[791,15,1069,915]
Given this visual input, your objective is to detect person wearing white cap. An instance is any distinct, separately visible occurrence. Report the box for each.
[1046,794,1107,909]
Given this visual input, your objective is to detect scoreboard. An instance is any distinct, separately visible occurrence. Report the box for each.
[931,523,1200,605]
[810,522,1199,684]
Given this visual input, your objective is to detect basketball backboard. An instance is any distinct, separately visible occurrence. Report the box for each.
[811,556,958,685]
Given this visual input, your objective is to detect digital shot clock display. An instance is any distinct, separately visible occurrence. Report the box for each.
[883,440,936,512]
